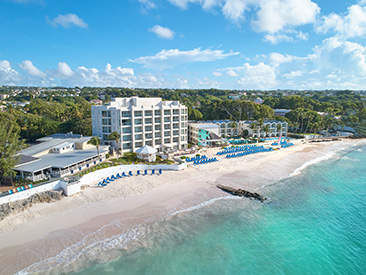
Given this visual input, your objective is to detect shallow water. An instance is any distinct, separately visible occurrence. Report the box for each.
[18,143,366,275]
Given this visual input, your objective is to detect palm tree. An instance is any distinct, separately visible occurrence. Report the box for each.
[88,136,101,157]
[107,131,121,155]
[277,123,282,136]
[249,122,258,138]
[257,118,264,138]
[262,124,270,142]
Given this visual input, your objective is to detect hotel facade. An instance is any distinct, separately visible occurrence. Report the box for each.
[91,97,188,153]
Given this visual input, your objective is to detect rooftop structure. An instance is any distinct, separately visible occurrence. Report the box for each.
[13,133,109,182]
[91,97,188,153]
[274,109,291,117]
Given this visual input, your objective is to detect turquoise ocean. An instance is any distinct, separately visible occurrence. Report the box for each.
[69,143,366,275]
[18,143,366,275]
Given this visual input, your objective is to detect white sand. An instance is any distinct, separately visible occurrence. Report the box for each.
[0,138,363,275]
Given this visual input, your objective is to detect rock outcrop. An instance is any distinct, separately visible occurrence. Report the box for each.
[0,190,63,221]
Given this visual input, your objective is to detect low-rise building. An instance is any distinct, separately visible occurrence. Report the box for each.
[13,133,109,182]
[240,121,288,138]
[188,123,224,146]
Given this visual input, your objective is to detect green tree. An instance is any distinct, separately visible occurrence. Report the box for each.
[249,122,258,137]
[88,136,101,157]
[262,124,270,141]
[107,131,121,155]
[277,123,282,136]
[0,116,25,180]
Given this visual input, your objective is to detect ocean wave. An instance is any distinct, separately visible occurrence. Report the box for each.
[169,196,242,217]
[16,224,148,275]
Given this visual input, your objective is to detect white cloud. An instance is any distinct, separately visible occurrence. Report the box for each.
[269,53,296,63]
[316,4,366,38]
[48,14,88,29]
[58,62,74,77]
[130,47,239,68]
[226,69,238,77]
[138,0,156,9]
[0,60,20,85]
[149,25,175,39]
[264,31,308,44]
[212,71,223,77]
[253,0,320,33]
[19,60,45,77]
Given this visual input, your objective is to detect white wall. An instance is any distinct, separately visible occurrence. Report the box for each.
[0,179,65,205]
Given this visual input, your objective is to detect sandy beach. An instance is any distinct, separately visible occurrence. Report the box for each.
[0,138,364,275]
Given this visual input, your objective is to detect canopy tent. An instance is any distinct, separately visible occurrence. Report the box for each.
[135,145,158,162]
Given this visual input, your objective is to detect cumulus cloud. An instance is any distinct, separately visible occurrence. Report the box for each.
[130,47,239,68]
[212,71,223,77]
[167,0,319,34]
[0,60,20,85]
[264,31,308,44]
[58,62,74,77]
[226,69,238,77]
[316,4,366,39]
[47,14,88,29]
[138,0,156,9]
[149,25,175,39]
[19,60,45,77]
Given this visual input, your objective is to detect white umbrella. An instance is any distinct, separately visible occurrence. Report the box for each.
[135,145,157,155]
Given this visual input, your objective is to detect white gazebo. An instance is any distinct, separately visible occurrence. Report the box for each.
[135,145,158,162]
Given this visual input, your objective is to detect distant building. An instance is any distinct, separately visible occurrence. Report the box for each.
[274,109,291,117]
[240,121,288,138]
[0,94,9,100]
[90,99,103,105]
[254,97,264,104]
[13,133,109,182]
[91,97,188,153]
[188,123,225,146]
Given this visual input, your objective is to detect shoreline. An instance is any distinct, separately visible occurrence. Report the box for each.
[0,139,364,275]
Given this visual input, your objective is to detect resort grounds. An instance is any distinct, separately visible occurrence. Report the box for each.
[0,138,365,275]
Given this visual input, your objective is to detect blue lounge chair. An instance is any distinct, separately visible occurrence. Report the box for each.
[8,190,13,194]
[116,173,122,178]
[129,171,133,176]
[137,170,140,176]
[122,172,127,177]
[152,169,155,175]
[144,170,148,175]
[159,169,162,175]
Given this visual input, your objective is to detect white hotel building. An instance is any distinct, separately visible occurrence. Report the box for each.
[91,97,188,153]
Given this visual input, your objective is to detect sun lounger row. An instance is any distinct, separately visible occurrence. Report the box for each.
[217,145,260,155]
[226,147,273,158]
[281,142,294,148]
[193,157,218,165]
[186,155,207,162]
[271,141,289,146]
[8,184,33,194]
[98,169,163,187]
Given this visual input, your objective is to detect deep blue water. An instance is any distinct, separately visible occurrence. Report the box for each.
[44,144,366,274]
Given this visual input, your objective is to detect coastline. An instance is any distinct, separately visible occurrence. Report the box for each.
[0,139,364,275]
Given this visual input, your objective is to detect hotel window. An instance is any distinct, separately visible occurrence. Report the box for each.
[101,110,111,117]
[164,124,171,130]
[122,111,131,118]
[145,118,153,124]
[173,137,179,142]
[144,110,153,116]
[155,139,161,145]
[102,126,111,133]
[155,117,161,123]
[164,110,171,116]
[154,110,161,116]
[173,116,179,122]
[134,126,142,133]
[122,135,132,141]
[122,127,131,134]
[173,130,179,136]
[145,133,153,139]
[155,125,161,131]
[173,109,180,115]
[123,143,132,149]
[155,132,161,138]
[135,142,143,148]
[135,134,142,140]
[145,125,152,132]
[134,118,142,125]
[146,141,152,146]
[173,123,179,129]
[164,117,171,123]
[102,118,111,125]
[181,122,185,128]
[164,131,171,137]
[181,136,186,141]
[121,119,131,126]
[134,111,143,117]
[164,138,170,144]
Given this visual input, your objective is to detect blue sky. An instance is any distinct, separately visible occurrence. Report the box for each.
[1,0,366,90]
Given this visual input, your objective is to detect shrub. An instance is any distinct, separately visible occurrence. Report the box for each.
[180,156,187,159]
[106,153,110,159]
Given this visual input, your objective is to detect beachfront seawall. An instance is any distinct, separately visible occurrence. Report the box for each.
[0,163,188,203]
[0,179,66,205]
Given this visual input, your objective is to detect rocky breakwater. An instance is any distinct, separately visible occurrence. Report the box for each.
[217,184,268,202]
[0,190,63,221]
